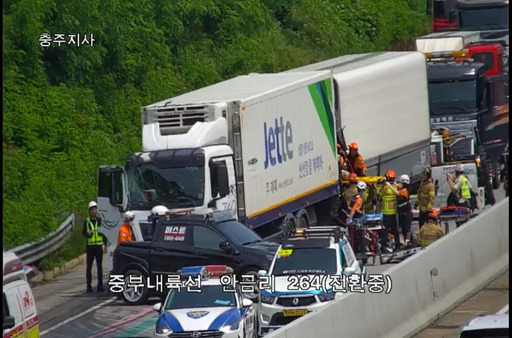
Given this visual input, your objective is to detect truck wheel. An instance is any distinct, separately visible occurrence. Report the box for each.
[122,269,149,305]
[297,215,308,229]
[241,268,260,303]
[485,182,496,206]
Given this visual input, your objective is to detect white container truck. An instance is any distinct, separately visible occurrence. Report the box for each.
[98,71,340,270]
[285,52,432,192]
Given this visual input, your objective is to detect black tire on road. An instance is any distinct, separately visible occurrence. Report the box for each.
[122,269,149,305]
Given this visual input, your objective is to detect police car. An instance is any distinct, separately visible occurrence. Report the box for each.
[153,265,257,338]
[257,226,367,336]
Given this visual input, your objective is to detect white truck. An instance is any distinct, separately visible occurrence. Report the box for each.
[284,52,432,192]
[98,71,341,270]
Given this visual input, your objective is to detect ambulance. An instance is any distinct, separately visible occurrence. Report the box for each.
[3,252,39,338]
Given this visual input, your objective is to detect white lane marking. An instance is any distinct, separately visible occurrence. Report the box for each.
[496,304,509,315]
[40,297,117,336]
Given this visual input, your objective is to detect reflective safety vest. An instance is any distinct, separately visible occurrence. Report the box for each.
[459,176,471,200]
[87,218,103,246]
[381,184,397,215]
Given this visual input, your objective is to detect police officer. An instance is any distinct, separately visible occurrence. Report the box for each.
[82,201,107,293]
[416,167,436,229]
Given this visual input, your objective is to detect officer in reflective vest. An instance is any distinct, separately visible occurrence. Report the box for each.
[82,201,106,293]
[378,171,401,252]
[447,164,472,207]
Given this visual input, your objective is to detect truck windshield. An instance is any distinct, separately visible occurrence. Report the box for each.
[271,248,337,276]
[458,7,509,30]
[428,80,478,112]
[165,284,236,309]
[434,0,457,20]
[126,163,205,209]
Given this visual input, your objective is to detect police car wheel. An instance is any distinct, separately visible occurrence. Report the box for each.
[122,269,149,305]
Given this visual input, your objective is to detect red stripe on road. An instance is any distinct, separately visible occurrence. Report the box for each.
[89,306,154,338]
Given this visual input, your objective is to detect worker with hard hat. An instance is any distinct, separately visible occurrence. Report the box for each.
[82,201,107,293]
[397,175,413,246]
[117,211,135,247]
[346,142,367,177]
[378,170,401,252]
[346,181,368,257]
[416,167,436,229]
[447,164,472,208]
[417,209,444,248]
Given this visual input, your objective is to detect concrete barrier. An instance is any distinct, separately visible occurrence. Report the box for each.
[267,198,509,338]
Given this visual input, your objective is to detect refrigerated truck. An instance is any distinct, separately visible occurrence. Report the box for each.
[98,71,340,270]
[284,52,432,193]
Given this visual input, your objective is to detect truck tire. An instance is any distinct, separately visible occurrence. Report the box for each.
[122,269,149,305]
[297,215,308,229]
[485,182,496,206]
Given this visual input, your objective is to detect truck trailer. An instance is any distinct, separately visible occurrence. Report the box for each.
[98,71,340,270]
[284,51,432,193]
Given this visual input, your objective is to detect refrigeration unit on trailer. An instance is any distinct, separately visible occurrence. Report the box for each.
[98,71,340,270]
[285,51,432,192]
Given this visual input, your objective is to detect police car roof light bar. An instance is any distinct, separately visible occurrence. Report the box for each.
[178,266,209,280]
[204,265,234,278]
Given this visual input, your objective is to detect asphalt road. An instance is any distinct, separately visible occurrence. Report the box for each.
[34,186,506,338]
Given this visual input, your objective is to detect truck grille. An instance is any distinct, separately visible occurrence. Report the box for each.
[168,331,224,338]
[154,106,212,135]
[276,295,317,307]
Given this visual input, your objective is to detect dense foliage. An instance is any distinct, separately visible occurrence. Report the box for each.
[3,0,430,247]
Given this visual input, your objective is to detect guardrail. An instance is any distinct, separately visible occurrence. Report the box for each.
[267,198,509,338]
[7,213,76,265]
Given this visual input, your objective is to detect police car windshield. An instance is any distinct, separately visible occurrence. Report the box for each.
[271,248,337,276]
[165,285,236,309]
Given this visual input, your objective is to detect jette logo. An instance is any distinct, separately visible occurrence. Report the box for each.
[263,117,293,169]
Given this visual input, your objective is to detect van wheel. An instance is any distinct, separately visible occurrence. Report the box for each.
[122,269,149,305]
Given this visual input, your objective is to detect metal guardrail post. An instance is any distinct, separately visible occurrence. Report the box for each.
[6,213,75,265]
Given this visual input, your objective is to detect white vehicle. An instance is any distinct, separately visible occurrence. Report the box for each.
[460,314,509,337]
[257,227,366,336]
[152,265,256,338]
[285,52,431,193]
[99,71,341,271]
[3,252,39,338]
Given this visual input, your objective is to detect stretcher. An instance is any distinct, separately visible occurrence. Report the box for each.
[348,214,384,265]
[341,176,385,185]
[439,206,471,234]
[380,247,423,264]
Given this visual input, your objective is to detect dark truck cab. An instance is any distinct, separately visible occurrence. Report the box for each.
[455,0,509,32]
[112,211,279,305]
[427,60,509,194]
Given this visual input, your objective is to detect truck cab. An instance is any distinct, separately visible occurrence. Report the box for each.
[426,57,509,197]
[431,0,458,32]
[455,0,509,33]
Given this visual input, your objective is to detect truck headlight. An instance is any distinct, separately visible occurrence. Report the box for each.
[318,293,335,302]
[260,295,275,304]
